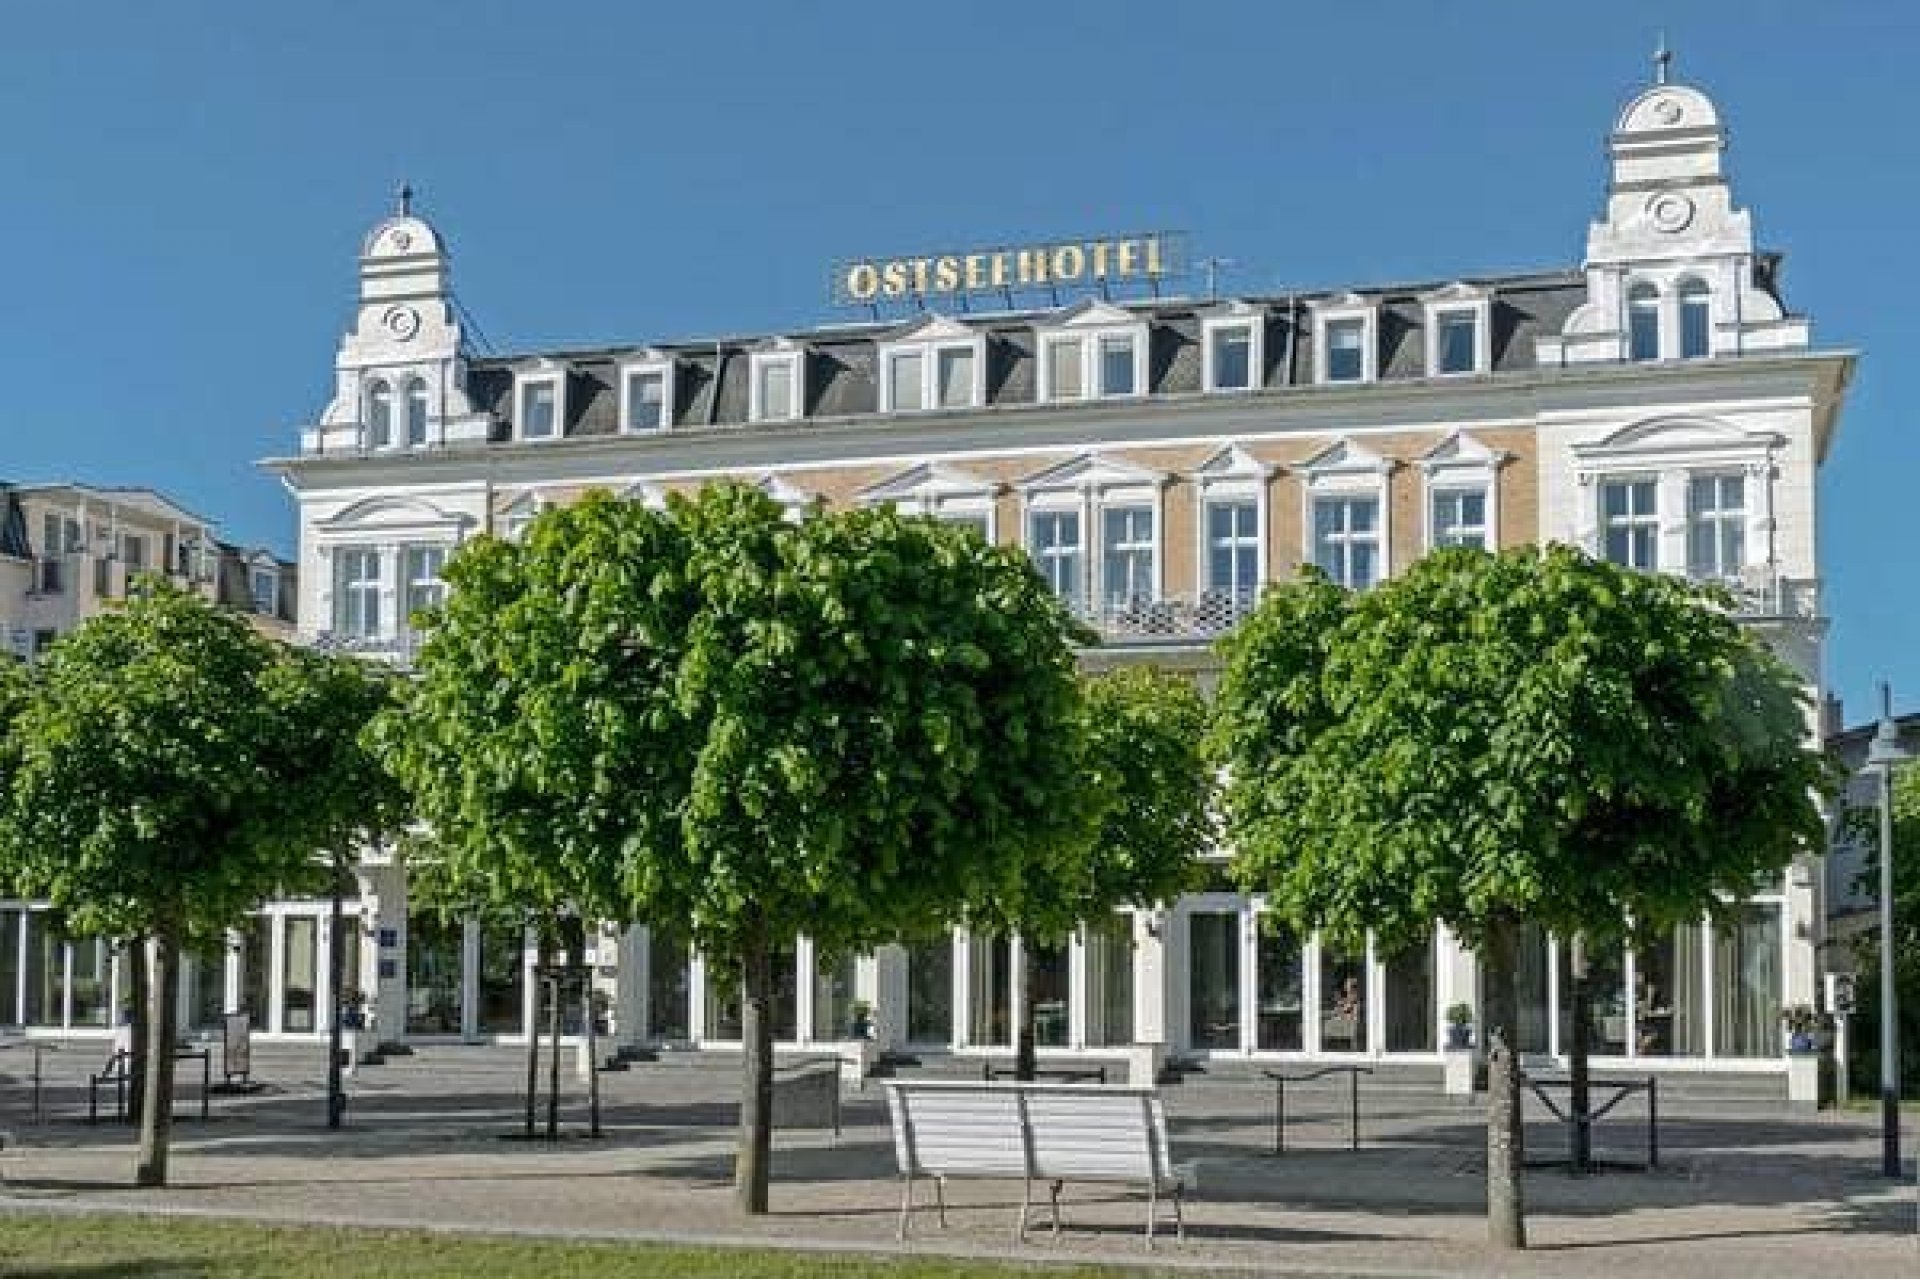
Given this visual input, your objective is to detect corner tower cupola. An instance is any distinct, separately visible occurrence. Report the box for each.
[1538,49,1809,366]
[304,186,489,455]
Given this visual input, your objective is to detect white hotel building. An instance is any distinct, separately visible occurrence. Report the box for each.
[10,73,1851,1097]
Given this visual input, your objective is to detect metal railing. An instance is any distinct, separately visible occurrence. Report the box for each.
[309,629,425,666]
[1721,572,1820,622]
[1061,589,1260,643]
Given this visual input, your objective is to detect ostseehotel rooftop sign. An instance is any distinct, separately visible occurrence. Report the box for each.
[833,232,1186,306]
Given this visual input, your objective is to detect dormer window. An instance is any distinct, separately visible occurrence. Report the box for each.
[1201,305,1264,393]
[517,374,561,440]
[404,378,430,447]
[877,319,986,414]
[1627,282,1661,362]
[1312,295,1377,385]
[1034,302,1149,403]
[365,380,394,449]
[749,346,803,423]
[620,355,674,432]
[1678,278,1712,359]
[1420,284,1491,377]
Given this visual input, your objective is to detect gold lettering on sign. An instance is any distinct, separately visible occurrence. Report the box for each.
[840,233,1176,303]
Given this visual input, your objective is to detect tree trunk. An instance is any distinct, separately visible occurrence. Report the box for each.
[1481,917,1527,1249]
[326,859,348,1130]
[126,939,149,1128]
[586,973,602,1139]
[1014,940,1036,1081]
[734,933,775,1215]
[524,924,546,1139]
[545,974,562,1141]
[1568,933,1592,1173]
[135,931,180,1187]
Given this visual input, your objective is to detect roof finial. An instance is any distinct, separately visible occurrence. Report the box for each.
[1653,32,1672,86]
[396,181,415,218]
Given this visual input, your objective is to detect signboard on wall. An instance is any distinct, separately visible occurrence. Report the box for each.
[832,231,1186,307]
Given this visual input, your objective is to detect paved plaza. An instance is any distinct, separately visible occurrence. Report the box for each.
[0,1042,1913,1277]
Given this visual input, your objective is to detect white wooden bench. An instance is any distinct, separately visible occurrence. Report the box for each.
[884,1079,1191,1244]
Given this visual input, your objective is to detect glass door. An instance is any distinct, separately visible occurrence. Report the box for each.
[1187,911,1241,1052]
[905,938,953,1047]
[475,920,527,1036]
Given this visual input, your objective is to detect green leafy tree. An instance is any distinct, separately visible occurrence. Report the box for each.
[0,583,371,1185]
[378,486,1091,1213]
[1212,546,1830,1249]
[982,666,1215,1078]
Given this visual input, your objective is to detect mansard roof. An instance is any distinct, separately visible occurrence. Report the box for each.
[452,268,1590,442]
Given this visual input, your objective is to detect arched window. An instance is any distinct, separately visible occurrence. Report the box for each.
[405,378,430,447]
[1627,282,1660,362]
[365,380,393,449]
[1678,279,1711,359]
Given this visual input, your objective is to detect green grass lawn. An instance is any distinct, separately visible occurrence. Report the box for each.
[0,1212,1157,1278]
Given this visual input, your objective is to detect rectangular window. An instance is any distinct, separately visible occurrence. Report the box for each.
[888,350,924,412]
[1437,310,1478,374]
[402,546,447,629]
[1028,508,1083,605]
[1256,923,1303,1051]
[1188,912,1241,1052]
[624,370,666,431]
[755,359,795,421]
[936,510,989,541]
[1047,337,1084,400]
[935,347,974,408]
[1084,914,1134,1048]
[249,569,278,616]
[333,548,381,639]
[1326,319,1365,382]
[1687,473,1745,580]
[1431,489,1488,549]
[40,512,59,558]
[1204,499,1259,600]
[1312,496,1380,589]
[519,380,557,439]
[1713,904,1781,1057]
[121,534,146,571]
[1100,505,1155,607]
[1098,335,1135,396]
[1600,479,1659,570]
[1320,945,1368,1052]
[1210,325,1253,390]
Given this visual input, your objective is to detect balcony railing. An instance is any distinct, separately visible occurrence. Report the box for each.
[1061,589,1260,644]
[309,629,425,666]
[1722,572,1820,622]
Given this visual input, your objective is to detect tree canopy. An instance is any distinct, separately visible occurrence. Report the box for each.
[377,485,1094,1210]
[0,581,392,1184]
[1211,545,1833,1246]
[1214,546,1830,951]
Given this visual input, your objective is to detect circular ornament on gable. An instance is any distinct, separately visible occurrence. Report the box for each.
[1651,96,1685,126]
[1647,191,1695,234]
[382,304,422,341]
[390,228,414,252]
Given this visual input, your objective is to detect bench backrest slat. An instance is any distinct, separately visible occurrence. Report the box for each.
[886,1081,1175,1186]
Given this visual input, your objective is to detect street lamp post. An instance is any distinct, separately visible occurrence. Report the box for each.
[1865,681,1910,1179]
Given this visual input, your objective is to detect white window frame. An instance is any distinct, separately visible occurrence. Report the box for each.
[1027,502,1085,604]
[399,544,450,635]
[1597,476,1661,571]
[1098,502,1158,609]
[748,343,805,423]
[1626,280,1663,362]
[403,376,431,447]
[1676,276,1714,360]
[1310,294,1378,385]
[1428,488,1490,550]
[1034,304,1150,403]
[249,566,279,616]
[514,367,565,442]
[332,546,384,639]
[500,494,543,543]
[1020,454,1166,614]
[364,378,395,450]
[877,320,986,414]
[1420,283,1492,377]
[1418,432,1506,553]
[1300,438,1392,587]
[618,353,675,434]
[1192,444,1273,603]
[1686,471,1747,581]
[1201,303,1265,393]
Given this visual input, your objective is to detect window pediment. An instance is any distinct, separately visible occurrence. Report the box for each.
[1300,437,1392,480]
[1019,453,1166,496]
[316,495,471,540]
[859,462,998,505]
[1572,414,1781,464]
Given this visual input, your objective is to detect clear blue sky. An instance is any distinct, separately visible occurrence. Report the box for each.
[0,2,1911,721]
